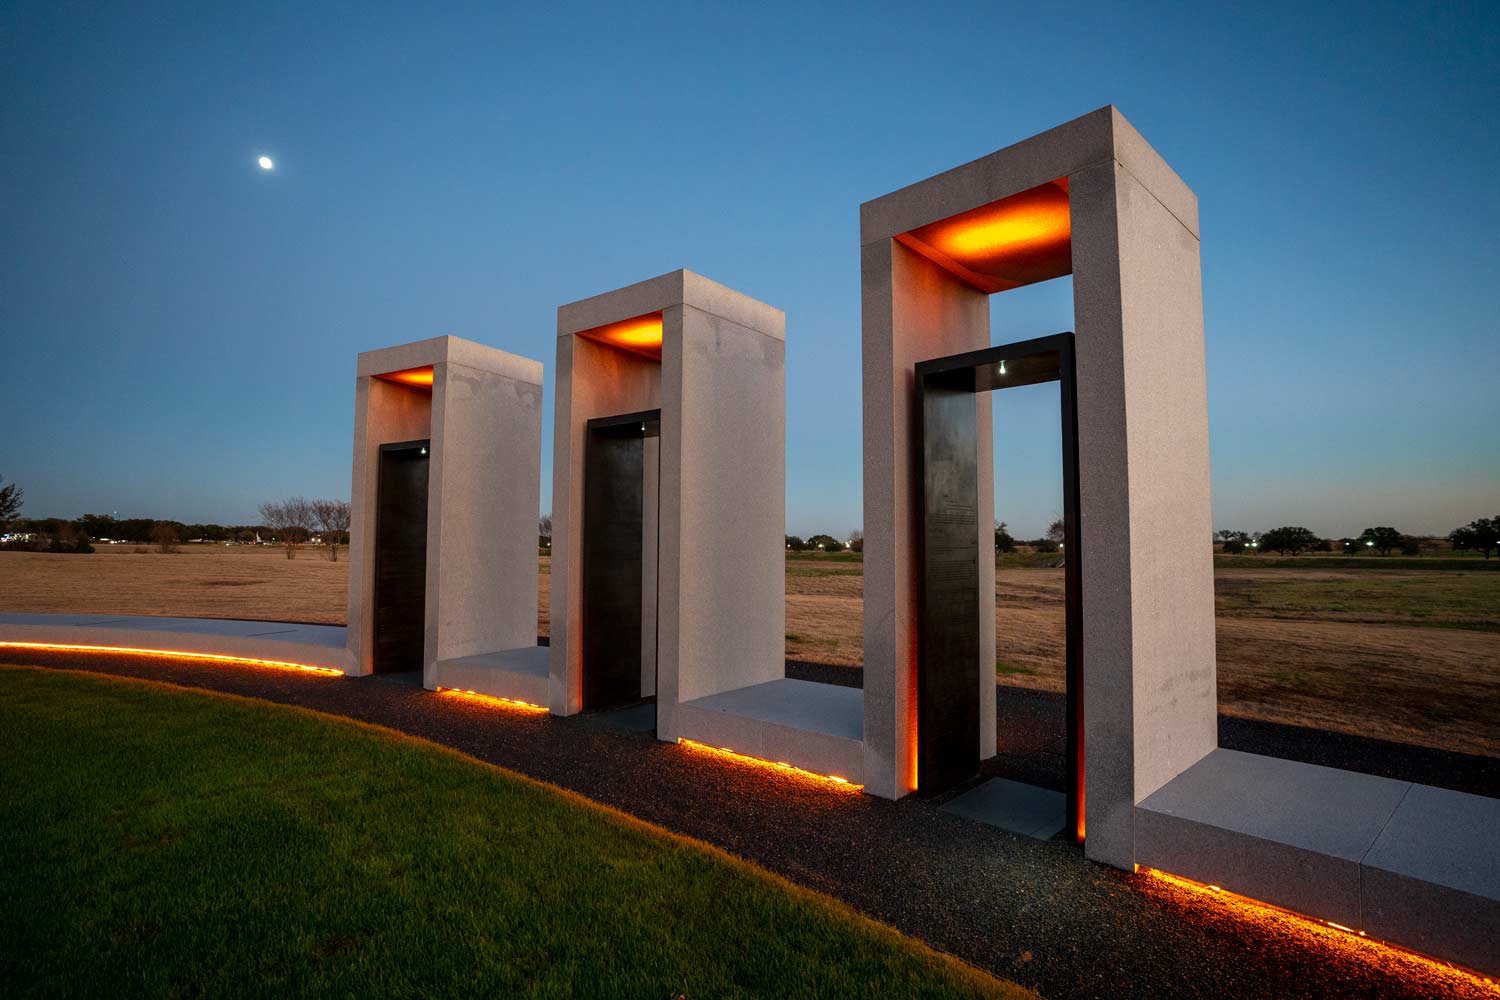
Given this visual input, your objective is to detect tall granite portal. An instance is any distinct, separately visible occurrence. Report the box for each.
[860,106,1218,871]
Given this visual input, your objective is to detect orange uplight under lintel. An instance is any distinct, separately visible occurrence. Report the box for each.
[677,738,863,791]
[435,686,549,713]
[0,640,345,676]
[897,178,1072,294]
[576,312,664,360]
[1138,868,1500,994]
[376,365,435,388]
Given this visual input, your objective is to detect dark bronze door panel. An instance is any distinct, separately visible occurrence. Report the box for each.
[918,374,981,792]
[374,440,429,674]
[582,411,660,711]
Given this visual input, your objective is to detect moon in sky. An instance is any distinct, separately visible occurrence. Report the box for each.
[257,156,274,171]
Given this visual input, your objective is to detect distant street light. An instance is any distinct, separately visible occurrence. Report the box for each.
[257,155,274,171]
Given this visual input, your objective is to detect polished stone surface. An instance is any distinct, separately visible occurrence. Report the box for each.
[940,778,1066,840]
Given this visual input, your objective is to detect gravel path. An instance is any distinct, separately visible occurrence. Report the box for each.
[4,648,1494,1000]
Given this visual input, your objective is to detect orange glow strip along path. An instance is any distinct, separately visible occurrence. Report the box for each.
[1139,868,1500,994]
[676,738,862,790]
[0,641,345,676]
[435,687,549,713]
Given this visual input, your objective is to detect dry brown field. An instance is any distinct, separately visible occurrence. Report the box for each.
[2,545,1497,756]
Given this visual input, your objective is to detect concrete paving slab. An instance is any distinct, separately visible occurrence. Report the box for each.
[432,645,550,705]
[1136,749,1410,925]
[941,778,1066,840]
[1139,749,1411,859]
[0,613,129,626]
[439,646,550,677]
[273,625,349,648]
[673,678,865,784]
[684,678,862,741]
[1361,784,1500,976]
[1364,784,1500,898]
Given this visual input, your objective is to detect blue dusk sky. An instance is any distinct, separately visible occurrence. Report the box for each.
[3,2,1496,539]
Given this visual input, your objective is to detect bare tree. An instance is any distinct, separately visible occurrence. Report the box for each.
[259,497,314,560]
[311,499,352,562]
[539,512,552,552]
[0,474,21,525]
[1046,518,1066,544]
[150,522,180,553]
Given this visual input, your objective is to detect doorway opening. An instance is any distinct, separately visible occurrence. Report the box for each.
[916,334,1083,841]
[581,409,661,723]
[373,439,430,674]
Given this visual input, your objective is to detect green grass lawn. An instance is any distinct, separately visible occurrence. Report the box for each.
[0,666,1031,1000]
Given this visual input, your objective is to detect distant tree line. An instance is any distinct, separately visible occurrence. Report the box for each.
[0,477,351,561]
[786,533,856,553]
[785,521,1071,556]
[1214,515,1499,558]
[5,515,273,545]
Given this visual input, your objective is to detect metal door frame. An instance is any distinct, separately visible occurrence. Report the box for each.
[915,332,1082,841]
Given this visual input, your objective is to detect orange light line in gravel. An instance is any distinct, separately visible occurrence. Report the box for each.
[1139,868,1500,993]
[676,738,862,790]
[0,641,344,676]
[435,687,548,713]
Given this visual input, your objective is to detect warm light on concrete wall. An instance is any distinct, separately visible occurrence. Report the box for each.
[897,179,1072,293]
[375,365,436,388]
[576,312,666,360]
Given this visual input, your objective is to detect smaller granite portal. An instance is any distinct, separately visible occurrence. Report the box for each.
[549,271,809,764]
[346,335,543,699]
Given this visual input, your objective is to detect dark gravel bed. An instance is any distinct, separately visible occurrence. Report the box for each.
[4,648,1494,1000]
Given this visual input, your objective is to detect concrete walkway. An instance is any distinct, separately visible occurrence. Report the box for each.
[0,612,350,674]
